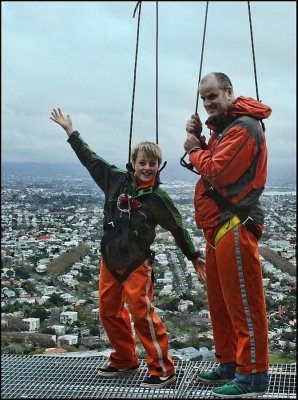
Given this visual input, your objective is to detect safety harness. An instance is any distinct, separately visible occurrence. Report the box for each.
[102,183,155,282]
[102,161,167,283]
[202,179,259,249]
[115,162,166,253]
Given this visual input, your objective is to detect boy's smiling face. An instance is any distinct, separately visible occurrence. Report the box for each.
[132,151,159,185]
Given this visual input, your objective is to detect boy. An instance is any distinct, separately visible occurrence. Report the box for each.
[50,108,206,388]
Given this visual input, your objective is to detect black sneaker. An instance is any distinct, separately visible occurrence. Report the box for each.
[98,364,140,377]
[140,374,176,388]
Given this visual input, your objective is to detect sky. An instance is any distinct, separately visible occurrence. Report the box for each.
[2,1,296,181]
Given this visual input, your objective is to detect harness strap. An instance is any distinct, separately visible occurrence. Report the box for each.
[203,181,232,211]
[210,215,259,249]
[109,264,136,283]
[241,216,260,239]
[109,252,155,283]
[119,212,130,253]
[213,215,241,249]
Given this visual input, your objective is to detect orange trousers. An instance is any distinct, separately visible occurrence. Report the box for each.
[203,223,269,374]
[99,259,175,377]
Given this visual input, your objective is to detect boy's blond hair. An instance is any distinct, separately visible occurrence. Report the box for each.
[131,141,162,166]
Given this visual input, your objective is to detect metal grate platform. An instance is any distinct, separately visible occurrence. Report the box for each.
[1,355,296,399]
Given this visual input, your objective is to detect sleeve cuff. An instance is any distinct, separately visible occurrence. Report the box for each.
[188,147,201,155]
[67,130,80,142]
[188,251,202,260]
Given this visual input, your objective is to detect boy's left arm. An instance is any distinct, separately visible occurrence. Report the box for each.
[152,190,201,260]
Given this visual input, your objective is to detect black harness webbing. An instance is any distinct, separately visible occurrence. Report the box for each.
[202,179,259,239]
[109,250,156,283]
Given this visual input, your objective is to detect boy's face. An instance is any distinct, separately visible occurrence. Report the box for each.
[132,151,159,185]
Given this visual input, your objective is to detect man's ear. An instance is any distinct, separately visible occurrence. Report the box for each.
[227,85,234,99]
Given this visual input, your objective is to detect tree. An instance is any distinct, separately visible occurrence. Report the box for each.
[3,316,23,332]
[21,281,36,295]
[282,331,296,342]
[41,327,56,335]
[89,326,100,336]
[48,292,65,307]
[80,268,93,282]
[164,297,180,311]
[283,341,295,354]
[14,267,30,280]
[29,306,50,322]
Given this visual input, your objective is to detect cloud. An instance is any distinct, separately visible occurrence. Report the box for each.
[2,1,296,182]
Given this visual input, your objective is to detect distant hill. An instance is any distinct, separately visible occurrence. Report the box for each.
[1,161,296,186]
[1,161,198,182]
[1,162,89,177]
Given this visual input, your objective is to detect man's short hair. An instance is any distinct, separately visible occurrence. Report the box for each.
[213,72,233,90]
[131,141,162,165]
[201,72,233,90]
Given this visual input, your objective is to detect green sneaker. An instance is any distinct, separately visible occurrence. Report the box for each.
[212,382,267,398]
[197,370,231,385]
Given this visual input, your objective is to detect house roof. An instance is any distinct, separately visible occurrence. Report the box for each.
[43,347,67,354]
[37,235,51,240]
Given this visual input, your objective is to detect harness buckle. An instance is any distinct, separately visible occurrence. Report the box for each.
[117,194,140,213]
[130,199,140,210]
[242,216,253,226]
[117,194,131,213]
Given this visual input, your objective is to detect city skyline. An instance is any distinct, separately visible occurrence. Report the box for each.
[2,159,296,185]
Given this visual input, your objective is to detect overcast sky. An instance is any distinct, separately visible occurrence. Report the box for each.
[2,1,296,181]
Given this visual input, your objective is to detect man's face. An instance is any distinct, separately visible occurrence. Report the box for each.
[132,151,159,185]
[199,75,234,118]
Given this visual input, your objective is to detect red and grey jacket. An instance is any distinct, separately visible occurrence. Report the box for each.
[68,131,200,279]
[189,96,272,229]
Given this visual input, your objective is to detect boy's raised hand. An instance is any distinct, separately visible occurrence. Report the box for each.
[50,108,74,136]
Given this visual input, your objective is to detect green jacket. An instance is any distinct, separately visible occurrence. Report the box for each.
[68,131,200,279]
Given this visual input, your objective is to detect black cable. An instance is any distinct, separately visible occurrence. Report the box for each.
[248,1,265,131]
[181,1,209,174]
[155,1,159,144]
[128,1,142,165]
[247,1,260,102]
[195,1,209,114]
[128,1,160,165]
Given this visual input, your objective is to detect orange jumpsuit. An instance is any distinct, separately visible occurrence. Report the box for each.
[189,96,271,374]
[99,259,175,377]
[204,224,268,373]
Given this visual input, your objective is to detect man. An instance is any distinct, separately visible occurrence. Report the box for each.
[183,72,271,398]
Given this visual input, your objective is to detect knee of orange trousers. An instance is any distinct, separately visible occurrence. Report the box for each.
[99,299,126,316]
[99,279,126,317]
[99,301,131,321]
[132,311,165,333]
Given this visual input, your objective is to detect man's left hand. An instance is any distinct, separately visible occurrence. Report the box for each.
[184,134,202,154]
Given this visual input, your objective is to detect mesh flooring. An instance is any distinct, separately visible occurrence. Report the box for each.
[1,354,296,399]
